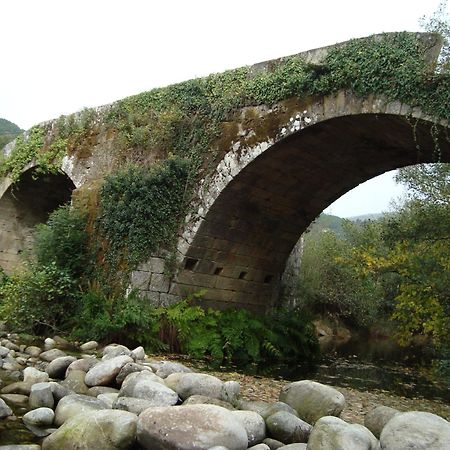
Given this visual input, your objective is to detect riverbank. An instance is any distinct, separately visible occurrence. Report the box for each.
[157,355,450,424]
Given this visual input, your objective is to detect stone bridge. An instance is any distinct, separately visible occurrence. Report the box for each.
[1,32,449,312]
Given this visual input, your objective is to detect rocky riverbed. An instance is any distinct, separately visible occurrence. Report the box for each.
[1,332,450,449]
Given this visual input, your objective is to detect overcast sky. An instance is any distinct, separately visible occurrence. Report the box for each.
[1,0,446,217]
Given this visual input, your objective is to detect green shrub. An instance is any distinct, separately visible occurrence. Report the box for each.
[73,288,164,351]
[0,262,78,334]
[34,205,89,278]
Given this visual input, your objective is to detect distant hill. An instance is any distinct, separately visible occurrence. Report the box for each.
[0,118,23,149]
[307,213,345,236]
[347,212,384,222]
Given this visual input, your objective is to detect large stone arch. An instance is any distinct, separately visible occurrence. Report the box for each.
[163,91,449,312]
[0,167,76,273]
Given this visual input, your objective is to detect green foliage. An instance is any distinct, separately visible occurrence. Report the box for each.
[0,126,66,183]
[73,289,165,351]
[0,118,23,149]
[97,156,189,268]
[0,262,79,334]
[34,205,89,278]
[155,297,319,365]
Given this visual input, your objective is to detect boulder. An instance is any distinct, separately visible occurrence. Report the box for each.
[85,355,133,386]
[22,407,55,427]
[364,405,400,439]
[165,372,225,401]
[23,367,49,384]
[0,345,10,357]
[1,381,32,395]
[65,357,98,375]
[115,362,153,385]
[279,380,345,424]
[46,356,77,379]
[0,397,13,418]
[80,341,98,352]
[265,411,312,444]
[263,437,285,449]
[380,411,450,450]
[39,349,66,362]
[118,371,178,406]
[131,346,145,360]
[60,369,90,395]
[248,445,271,450]
[49,381,74,402]
[260,402,299,420]
[54,393,109,426]
[232,410,266,446]
[238,400,270,415]
[102,344,132,359]
[307,416,379,450]
[42,409,138,450]
[29,382,54,409]
[277,445,307,449]
[183,394,235,410]
[113,397,161,415]
[98,393,119,408]
[155,361,194,378]
[24,346,42,357]
[1,394,29,407]
[137,404,248,450]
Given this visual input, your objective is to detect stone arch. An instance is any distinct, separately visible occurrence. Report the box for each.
[169,91,449,312]
[0,167,76,273]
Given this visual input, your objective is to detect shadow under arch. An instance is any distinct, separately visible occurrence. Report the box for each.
[175,113,450,312]
[0,168,76,273]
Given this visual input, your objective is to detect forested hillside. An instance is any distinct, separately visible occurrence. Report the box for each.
[0,118,23,148]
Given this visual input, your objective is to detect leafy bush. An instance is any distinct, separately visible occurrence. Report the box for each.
[34,205,89,278]
[0,262,78,334]
[72,288,164,351]
[97,156,189,268]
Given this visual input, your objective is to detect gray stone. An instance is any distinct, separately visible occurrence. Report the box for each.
[364,405,400,439]
[308,416,379,450]
[263,438,285,449]
[0,345,10,357]
[116,362,153,385]
[97,392,119,408]
[1,394,29,407]
[45,356,77,379]
[88,386,119,396]
[131,346,145,360]
[23,367,49,384]
[49,381,74,402]
[65,356,98,375]
[222,381,240,404]
[80,340,98,351]
[60,369,90,395]
[118,371,178,406]
[277,445,307,449]
[0,446,41,449]
[24,346,42,357]
[248,445,270,450]
[260,402,299,420]
[102,344,132,359]
[42,409,138,450]
[22,407,54,427]
[266,411,312,444]
[29,382,54,409]
[113,396,160,415]
[155,360,194,378]
[39,348,66,362]
[232,410,266,446]
[137,404,248,450]
[54,393,109,426]
[380,411,450,450]
[238,400,270,415]
[85,354,133,386]
[183,394,235,410]
[279,380,345,424]
[1,381,32,395]
[0,397,13,418]
[44,337,56,349]
[165,372,225,401]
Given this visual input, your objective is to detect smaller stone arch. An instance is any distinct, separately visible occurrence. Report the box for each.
[0,167,76,273]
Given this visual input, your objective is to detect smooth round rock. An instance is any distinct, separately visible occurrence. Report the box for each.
[80,341,98,352]
[380,411,450,450]
[42,409,138,450]
[266,411,312,444]
[155,361,194,378]
[39,349,66,362]
[23,367,49,384]
[232,410,266,446]
[85,355,133,386]
[364,405,400,439]
[0,397,13,418]
[46,356,77,379]
[165,372,225,400]
[23,407,55,427]
[137,404,248,450]
[308,416,379,450]
[54,393,109,426]
[102,344,132,359]
[279,380,345,424]
[29,382,54,409]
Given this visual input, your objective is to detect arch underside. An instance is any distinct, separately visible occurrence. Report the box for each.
[176,113,450,312]
[0,169,75,273]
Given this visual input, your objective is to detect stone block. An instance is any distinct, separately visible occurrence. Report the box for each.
[149,273,170,293]
[139,257,165,274]
[130,271,150,290]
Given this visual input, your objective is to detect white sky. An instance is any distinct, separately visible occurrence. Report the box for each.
[0,0,446,217]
